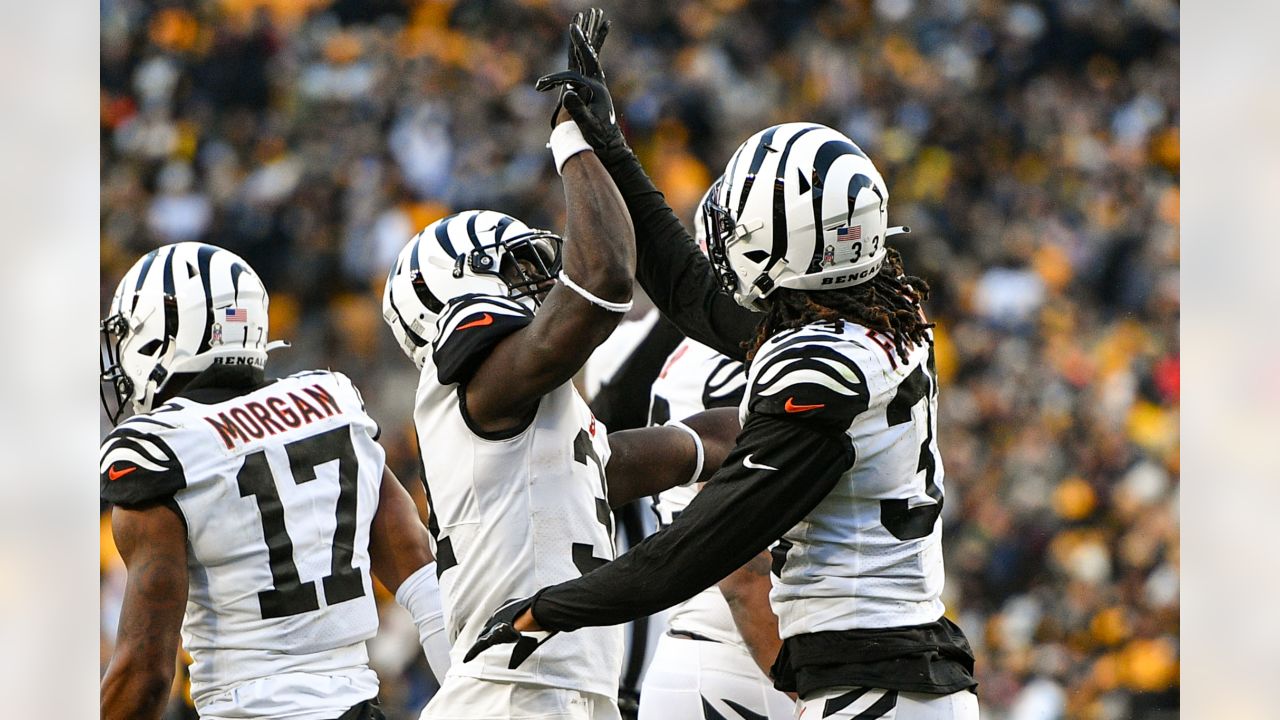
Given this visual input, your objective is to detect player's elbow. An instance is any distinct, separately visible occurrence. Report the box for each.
[577,265,633,307]
[102,656,172,720]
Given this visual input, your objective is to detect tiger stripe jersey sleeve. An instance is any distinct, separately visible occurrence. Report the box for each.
[431,295,535,385]
[745,326,871,432]
[700,355,748,410]
[100,418,187,507]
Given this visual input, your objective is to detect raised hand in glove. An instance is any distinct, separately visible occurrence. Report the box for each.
[462,595,551,669]
[536,9,628,156]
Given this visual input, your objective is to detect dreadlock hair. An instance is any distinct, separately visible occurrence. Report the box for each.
[747,247,935,363]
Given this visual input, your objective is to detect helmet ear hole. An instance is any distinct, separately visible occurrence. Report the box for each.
[137,339,162,356]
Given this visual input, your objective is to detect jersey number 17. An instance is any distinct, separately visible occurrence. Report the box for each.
[237,425,367,619]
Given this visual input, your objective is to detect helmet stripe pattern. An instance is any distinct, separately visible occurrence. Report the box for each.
[130,250,158,314]
[434,215,460,258]
[387,255,430,348]
[407,240,444,313]
[733,125,781,217]
[492,215,515,243]
[465,212,483,250]
[195,244,217,353]
[766,125,823,274]
[807,138,871,272]
[159,245,179,361]
[382,210,562,369]
[102,242,273,421]
[708,122,894,308]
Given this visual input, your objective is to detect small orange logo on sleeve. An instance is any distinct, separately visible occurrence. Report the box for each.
[107,464,137,481]
[457,313,494,330]
[784,397,825,413]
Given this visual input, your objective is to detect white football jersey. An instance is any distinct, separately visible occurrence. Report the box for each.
[99,369,384,720]
[414,295,623,699]
[741,322,947,637]
[646,338,749,649]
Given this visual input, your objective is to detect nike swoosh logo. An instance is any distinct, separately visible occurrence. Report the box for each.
[107,464,137,481]
[784,397,825,413]
[457,313,494,330]
[742,454,777,471]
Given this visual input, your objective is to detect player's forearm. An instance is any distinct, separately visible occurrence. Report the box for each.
[719,552,784,679]
[370,468,434,593]
[604,408,739,506]
[531,415,852,630]
[678,407,742,480]
[101,658,172,720]
[597,147,758,361]
[560,148,634,304]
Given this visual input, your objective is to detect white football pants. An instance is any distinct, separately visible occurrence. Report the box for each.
[638,633,795,720]
[796,687,978,720]
[422,675,621,720]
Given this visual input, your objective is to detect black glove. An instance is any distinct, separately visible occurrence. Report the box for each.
[536,11,630,158]
[542,8,611,128]
[463,595,552,669]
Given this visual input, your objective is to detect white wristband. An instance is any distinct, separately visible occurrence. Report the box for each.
[548,120,593,175]
[665,420,705,486]
[557,271,633,313]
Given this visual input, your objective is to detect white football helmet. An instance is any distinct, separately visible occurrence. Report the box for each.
[702,122,909,310]
[693,178,721,256]
[383,210,562,367]
[100,242,280,423]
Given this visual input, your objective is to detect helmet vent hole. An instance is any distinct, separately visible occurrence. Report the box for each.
[137,339,162,356]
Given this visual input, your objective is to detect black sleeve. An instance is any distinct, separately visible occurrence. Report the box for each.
[530,411,855,631]
[588,314,685,431]
[597,148,759,362]
[432,295,535,385]
[100,424,187,508]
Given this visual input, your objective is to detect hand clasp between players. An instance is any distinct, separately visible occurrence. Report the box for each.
[463,595,549,668]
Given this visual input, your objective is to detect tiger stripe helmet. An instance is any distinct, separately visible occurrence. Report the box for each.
[702,122,908,310]
[382,210,562,368]
[100,242,278,423]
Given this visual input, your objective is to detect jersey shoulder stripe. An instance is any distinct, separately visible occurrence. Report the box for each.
[432,295,534,385]
[701,356,747,410]
[100,420,186,507]
[748,327,870,427]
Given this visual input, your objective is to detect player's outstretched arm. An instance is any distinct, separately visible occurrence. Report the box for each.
[463,107,635,434]
[603,407,740,507]
[369,466,452,680]
[102,505,188,720]
[718,551,786,683]
[535,13,758,361]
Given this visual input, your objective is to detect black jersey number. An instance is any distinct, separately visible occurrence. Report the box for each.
[236,425,366,619]
[880,353,945,540]
[573,428,614,574]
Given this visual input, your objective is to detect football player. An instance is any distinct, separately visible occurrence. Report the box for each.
[381,14,741,719]
[468,16,980,720]
[639,183,793,720]
[99,242,451,720]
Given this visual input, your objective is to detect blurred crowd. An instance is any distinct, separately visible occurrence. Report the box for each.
[99,0,1179,718]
